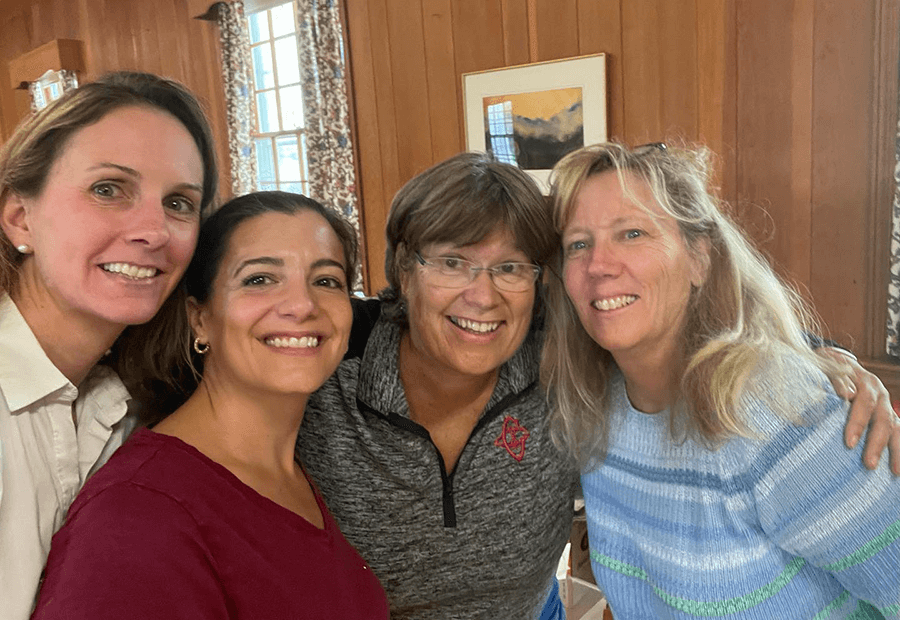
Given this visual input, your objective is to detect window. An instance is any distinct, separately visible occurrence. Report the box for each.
[486,101,517,166]
[246,1,309,194]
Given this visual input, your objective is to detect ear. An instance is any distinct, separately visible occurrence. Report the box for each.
[186,297,210,344]
[1,192,33,249]
[689,237,712,288]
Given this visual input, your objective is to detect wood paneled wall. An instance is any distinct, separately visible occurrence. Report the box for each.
[1,0,898,392]
[345,0,737,295]
[345,0,900,394]
[0,0,232,197]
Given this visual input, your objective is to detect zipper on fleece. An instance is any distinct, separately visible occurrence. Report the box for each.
[356,381,537,528]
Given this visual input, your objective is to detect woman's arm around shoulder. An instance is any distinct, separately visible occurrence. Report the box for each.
[32,481,227,620]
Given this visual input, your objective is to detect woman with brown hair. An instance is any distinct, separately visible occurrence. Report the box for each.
[32,192,389,619]
[0,71,217,620]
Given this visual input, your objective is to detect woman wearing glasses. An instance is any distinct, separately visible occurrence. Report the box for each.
[297,152,574,619]
[296,151,899,620]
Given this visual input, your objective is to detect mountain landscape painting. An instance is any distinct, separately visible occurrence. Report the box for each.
[481,86,584,170]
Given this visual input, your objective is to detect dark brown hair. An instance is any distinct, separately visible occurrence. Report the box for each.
[136,191,359,421]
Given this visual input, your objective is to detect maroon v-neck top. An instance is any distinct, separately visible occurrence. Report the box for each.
[33,429,389,619]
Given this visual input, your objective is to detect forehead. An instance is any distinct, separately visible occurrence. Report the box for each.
[424,226,526,257]
[569,170,661,224]
[223,210,343,265]
[56,105,202,175]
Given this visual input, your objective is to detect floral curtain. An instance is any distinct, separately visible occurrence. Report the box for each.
[213,1,258,197]
[295,0,360,249]
[888,54,900,356]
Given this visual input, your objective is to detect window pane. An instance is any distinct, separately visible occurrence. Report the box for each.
[279,85,304,130]
[261,181,277,191]
[275,134,301,181]
[274,36,301,85]
[279,181,305,195]
[254,138,276,182]
[248,11,269,43]
[256,91,280,132]
[270,3,295,37]
[251,44,275,90]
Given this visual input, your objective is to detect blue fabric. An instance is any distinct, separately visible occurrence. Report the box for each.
[539,578,565,620]
[582,368,900,619]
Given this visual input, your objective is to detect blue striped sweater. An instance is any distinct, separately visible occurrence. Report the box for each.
[582,364,900,619]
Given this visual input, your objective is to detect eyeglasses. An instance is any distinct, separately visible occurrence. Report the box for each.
[415,252,541,293]
[635,142,667,154]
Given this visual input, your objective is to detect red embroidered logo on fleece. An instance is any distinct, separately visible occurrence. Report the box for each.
[494,415,530,461]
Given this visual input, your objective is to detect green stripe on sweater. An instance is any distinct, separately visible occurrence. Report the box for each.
[813,592,850,620]
[590,551,805,615]
[822,519,900,573]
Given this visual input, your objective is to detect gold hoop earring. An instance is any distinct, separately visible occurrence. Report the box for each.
[193,338,209,355]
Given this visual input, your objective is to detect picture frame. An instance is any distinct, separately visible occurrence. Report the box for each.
[462,54,607,193]
[28,69,78,112]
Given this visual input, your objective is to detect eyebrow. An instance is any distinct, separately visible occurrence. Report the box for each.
[233,256,283,277]
[312,258,347,272]
[232,256,346,278]
[90,162,140,176]
[88,162,203,195]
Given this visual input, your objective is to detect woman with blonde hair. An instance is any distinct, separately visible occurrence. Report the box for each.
[542,142,900,618]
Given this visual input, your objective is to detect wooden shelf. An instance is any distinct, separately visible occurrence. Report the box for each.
[8,39,84,87]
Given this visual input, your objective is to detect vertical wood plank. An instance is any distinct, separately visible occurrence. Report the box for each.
[808,0,876,346]
[345,0,388,292]
[696,0,736,204]
[450,0,505,75]
[733,0,794,257]
[357,0,402,291]
[785,0,814,290]
[499,0,530,67]
[384,0,432,182]
[533,0,578,62]
[153,0,182,80]
[620,0,662,143]
[576,0,622,141]
[658,0,698,140]
[421,0,462,162]
[137,0,162,76]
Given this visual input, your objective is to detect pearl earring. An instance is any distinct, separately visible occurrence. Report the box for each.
[16,244,31,254]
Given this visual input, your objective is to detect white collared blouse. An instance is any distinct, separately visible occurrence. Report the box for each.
[0,294,134,620]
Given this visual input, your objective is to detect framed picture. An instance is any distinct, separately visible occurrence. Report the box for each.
[29,69,78,112]
[462,54,607,192]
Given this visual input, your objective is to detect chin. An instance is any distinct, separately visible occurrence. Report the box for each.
[97,304,166,328]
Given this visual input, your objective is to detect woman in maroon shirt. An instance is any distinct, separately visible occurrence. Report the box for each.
[32,191,389,620]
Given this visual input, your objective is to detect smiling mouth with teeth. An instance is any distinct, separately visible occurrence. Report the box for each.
[265,336,321,348]
[592,295,638,311]
[102,263,159,280]
[450,316,501,333]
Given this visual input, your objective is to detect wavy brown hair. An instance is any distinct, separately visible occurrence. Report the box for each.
[0,71,218,410]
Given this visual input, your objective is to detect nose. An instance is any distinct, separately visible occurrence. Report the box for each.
[125,197,171,250]
[277,280,318,320]
[585,240,621,278]
[460,268,501,307]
